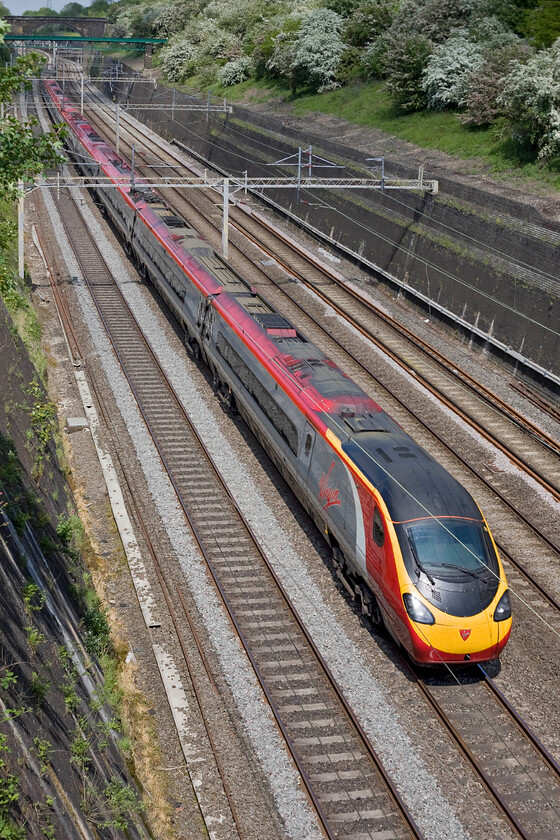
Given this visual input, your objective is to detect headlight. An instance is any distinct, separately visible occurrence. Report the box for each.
[403,593,435,625]
[494,589,511,622]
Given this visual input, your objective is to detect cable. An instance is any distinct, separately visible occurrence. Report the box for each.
[49,72,560,643]
[297,183,560,339]
[381,187,560,292]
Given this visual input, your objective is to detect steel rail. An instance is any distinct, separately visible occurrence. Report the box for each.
[77,90,560,489]
[54,182,424,840]
[33,222,82,365]
[65,89,560,610]
[415,675,531,840]
[52,203,243,840]
[509,380,560,426]
[103,424,244,838]
[478,665,560,777]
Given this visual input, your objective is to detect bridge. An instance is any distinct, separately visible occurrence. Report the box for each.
[4,32,167,68]
[5,16,107,38]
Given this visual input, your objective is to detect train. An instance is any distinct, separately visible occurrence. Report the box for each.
[43,78,512,665]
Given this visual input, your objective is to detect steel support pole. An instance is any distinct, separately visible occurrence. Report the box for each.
[115,102,120,155]
[222,178,229,260]
[80,76,84,116]
[18,180,24,280]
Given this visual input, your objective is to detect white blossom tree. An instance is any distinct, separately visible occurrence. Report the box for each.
[421,31,483,109]
[290,8,344,93]
[498,37,560,159]
[218,55,253,86]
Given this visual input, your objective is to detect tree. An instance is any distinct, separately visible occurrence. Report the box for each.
[23,7,59,15]
[343,0,396,47]
[487,0,538,33]
[523,0,560,48]
[383,30,433,111]
[0,50,66,200]
[461,41,533,126]
[60,2,85,16]
[264,22,304,95]
[388,0,477,45]
[218,55,252,86]
[0,4,10,17]
[421,32,483,109]
[290,9,344,93]
[498,37,560,159]
[87,0,110,16]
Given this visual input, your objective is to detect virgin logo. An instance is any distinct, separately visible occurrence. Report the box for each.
[460,629,471,641]
[319,461,341,509]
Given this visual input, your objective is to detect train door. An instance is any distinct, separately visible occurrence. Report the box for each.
[299,424,316,483]
[201,303,214,364]
[367,507,385,580]
[202,306,214,345]
[196,296,205,335]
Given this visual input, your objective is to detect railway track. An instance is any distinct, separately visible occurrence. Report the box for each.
[37,72,560,840]
[63,85,560,611]
[52,182,423,840]
[416,666,560,840]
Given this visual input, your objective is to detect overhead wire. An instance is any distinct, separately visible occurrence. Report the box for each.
[87,93,560,333]
[164,110,560,338]
[55,70,560,641]
[46,76,560,828]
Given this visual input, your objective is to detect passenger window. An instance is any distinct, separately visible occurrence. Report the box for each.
[373,508,385,547]
[304,434,313,457]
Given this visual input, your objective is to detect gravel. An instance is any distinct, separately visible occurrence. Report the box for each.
[35,86,560,840]
[59,184,478,840]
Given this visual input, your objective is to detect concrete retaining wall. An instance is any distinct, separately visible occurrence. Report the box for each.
[110,74,560,385]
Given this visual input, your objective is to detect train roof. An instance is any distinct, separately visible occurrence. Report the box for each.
[342,433,481,523]
[45,79,483,526]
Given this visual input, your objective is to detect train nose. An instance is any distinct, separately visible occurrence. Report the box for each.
[418,614,503,664]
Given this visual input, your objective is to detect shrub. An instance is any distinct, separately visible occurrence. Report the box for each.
[389,0,479,44]
[218,55,252,86]
[361,34,389,78]
[291,9,345,93]
[82,601,112,658]
[422,31,483,109]
[523,0,560,48]
[159,38,198,82]
[498,36,560,158]
[383,30,433,111]
[155,1,199,38]
[461,41,533,126]
[343,0,396,47]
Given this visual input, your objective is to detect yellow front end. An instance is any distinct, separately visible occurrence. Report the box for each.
[401,582,512,665]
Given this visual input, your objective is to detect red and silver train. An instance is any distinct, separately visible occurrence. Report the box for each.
[44,79,512,665]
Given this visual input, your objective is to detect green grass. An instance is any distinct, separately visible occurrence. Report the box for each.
[209,76,290,104]
[204,76,560,189]
[96,48,144,60]
[292,82,560,187]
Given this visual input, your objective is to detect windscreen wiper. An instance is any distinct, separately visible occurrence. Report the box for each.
[407,534,435,585]
[441,563,486,581]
